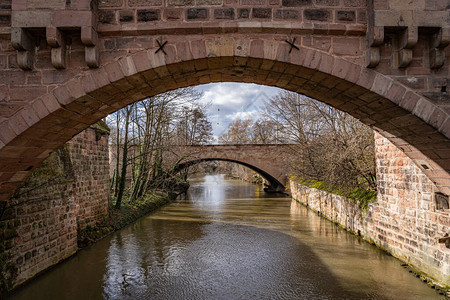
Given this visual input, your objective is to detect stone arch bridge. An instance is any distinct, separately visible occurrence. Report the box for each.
[171,144,293,193]
[0,0,448,202]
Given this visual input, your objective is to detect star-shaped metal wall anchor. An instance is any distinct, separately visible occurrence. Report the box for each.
[155,38,168,55]
[285,38,299,54]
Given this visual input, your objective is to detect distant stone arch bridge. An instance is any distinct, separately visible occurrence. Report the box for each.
[170,144,294,193]
[0,0,449,200]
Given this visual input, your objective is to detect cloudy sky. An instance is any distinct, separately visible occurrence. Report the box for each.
[195,83,283,140]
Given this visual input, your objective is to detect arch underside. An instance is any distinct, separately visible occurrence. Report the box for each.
[0,48,449,200]
[174,158,286,193]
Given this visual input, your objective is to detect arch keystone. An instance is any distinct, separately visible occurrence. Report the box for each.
[234,39,250,57]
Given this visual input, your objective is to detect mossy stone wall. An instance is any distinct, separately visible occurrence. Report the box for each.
[0,125,110,294]
[290,133,449,288]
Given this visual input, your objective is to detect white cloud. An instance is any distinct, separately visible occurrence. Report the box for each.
[227,111,258,121]
[195,83,282,138]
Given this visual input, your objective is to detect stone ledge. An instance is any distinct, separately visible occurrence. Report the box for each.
[97,22,367,36]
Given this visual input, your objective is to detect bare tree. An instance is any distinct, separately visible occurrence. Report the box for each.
[107,87,213,207]
[263,91,376,191]
[115,105,133,209]
[218,119,254,144]
[175,106,213,145]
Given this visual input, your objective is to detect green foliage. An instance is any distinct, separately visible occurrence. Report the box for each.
[253,175,263,184]
[12,146,74,199]
[91,120,111,135]
[290,176,377,209]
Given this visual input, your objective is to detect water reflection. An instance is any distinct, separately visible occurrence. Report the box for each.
[102,220,369,299]
[7,174,442,300]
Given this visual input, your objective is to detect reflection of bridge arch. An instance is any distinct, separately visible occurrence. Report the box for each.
[175,158,286,193]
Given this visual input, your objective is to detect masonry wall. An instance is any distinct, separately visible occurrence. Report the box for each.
[69,126,110,230]
[0,125,110,291]
[290,132,450,287]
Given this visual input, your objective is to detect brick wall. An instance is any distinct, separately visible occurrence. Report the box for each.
[290,179,365,233]
[290,132,450,287]
[97,0,368,28]
[68,124,110,230]
[1,0,449,201]
[0,0,10,27]
[0,125,110,290]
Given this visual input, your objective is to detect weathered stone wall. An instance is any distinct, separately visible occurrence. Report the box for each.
[371,132,449,286]
[1,0,449,200]
[290,178,365,233]
[97,0,368,32]
[290,133,450,287]
[0,125,109,291]
[69,125,110,230]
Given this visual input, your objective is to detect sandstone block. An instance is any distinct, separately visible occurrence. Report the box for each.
[98,10,116,24]
[186,8,207,20]
[336,10,355,22]
[214,8,234,19]
[167,0,194,5]
[252,8,271,19]
[304,9,330,21]
[237,8,249,18]
[137,9,160,21]
[282,0,311,6]
[128,0,162,6]
[274,9,300,20]
[119,10,134,22]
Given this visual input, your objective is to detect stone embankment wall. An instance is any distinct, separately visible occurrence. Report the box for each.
[0,125,110,290]
[290,133,450,287]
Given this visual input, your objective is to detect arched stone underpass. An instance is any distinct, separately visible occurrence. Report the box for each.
[0,48,448,200]
[0,0,449,200]
[0,1,448,290]
[169,144,292,193]
[175,158,286,193]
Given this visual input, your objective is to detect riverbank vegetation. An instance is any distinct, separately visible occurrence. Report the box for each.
[289,176,377,209]
[78,191,176,248]
[107,87,213,210]
[79,88,215,247]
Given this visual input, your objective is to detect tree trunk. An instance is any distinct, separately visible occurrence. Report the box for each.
[115,108,131,209]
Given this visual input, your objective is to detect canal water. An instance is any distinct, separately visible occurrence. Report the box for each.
[8,174,442,299]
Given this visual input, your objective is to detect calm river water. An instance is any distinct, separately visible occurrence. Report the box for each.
[8,174,443,299]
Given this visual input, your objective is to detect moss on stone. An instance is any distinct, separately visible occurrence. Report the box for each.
[12,146,74,199]
[90,120,111,136]
[289,176,377,209]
